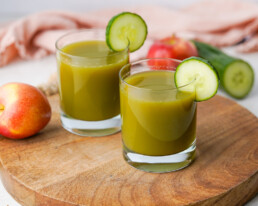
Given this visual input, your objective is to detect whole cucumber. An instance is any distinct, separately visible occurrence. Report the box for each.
[193,41,254,99]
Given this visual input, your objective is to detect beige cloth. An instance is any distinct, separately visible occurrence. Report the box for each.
[0,0,258,67]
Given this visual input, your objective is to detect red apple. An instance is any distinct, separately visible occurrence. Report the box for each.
[147,35,198,69]
[0,83,51,139]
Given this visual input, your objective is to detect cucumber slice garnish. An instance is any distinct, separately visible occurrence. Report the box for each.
[106,12,148,52]
[175,57,219,102]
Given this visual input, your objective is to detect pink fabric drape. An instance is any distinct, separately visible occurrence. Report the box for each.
[0,0,258,67]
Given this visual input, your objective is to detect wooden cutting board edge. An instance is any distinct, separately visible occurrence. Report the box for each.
[1,156,257,206]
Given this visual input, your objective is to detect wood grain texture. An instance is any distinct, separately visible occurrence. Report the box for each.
[0,94,257,206]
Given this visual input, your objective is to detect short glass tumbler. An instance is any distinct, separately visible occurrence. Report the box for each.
[56,29,129,136]
[119,58,196,172]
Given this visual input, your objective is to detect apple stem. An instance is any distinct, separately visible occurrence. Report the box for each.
[0,104,4,115]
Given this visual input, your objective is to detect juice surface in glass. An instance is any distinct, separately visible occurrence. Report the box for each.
[120,70,196,156]
[58,40,129,121]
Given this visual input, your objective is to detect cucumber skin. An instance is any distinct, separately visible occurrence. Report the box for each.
[193,41,254,99]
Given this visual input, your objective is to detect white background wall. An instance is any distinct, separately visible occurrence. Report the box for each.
[1,0,258,22]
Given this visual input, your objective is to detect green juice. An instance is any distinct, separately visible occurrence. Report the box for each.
[120,70,196,156]
[57,40,129,121]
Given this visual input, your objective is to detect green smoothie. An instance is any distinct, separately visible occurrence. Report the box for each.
[120,70,196,156]
[57,40,129,121]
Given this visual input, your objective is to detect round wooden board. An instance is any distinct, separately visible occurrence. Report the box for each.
[0,94,257,206]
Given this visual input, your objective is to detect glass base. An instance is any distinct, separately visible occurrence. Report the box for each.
[60,112,121,137]
[123,140,196,173]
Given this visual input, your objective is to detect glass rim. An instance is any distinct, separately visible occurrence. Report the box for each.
[119,58,196,91]
[55,29,129,60]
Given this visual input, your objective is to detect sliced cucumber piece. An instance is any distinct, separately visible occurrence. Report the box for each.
[223,60,254,99]
[175,57,219,102]
[106,12,147,52]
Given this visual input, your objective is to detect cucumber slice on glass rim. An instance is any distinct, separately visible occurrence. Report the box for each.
[175,57,219,102]
[106,12,148,52]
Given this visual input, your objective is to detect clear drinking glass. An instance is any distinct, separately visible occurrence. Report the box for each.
[56,29,129,136]
[119,58,196,172]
